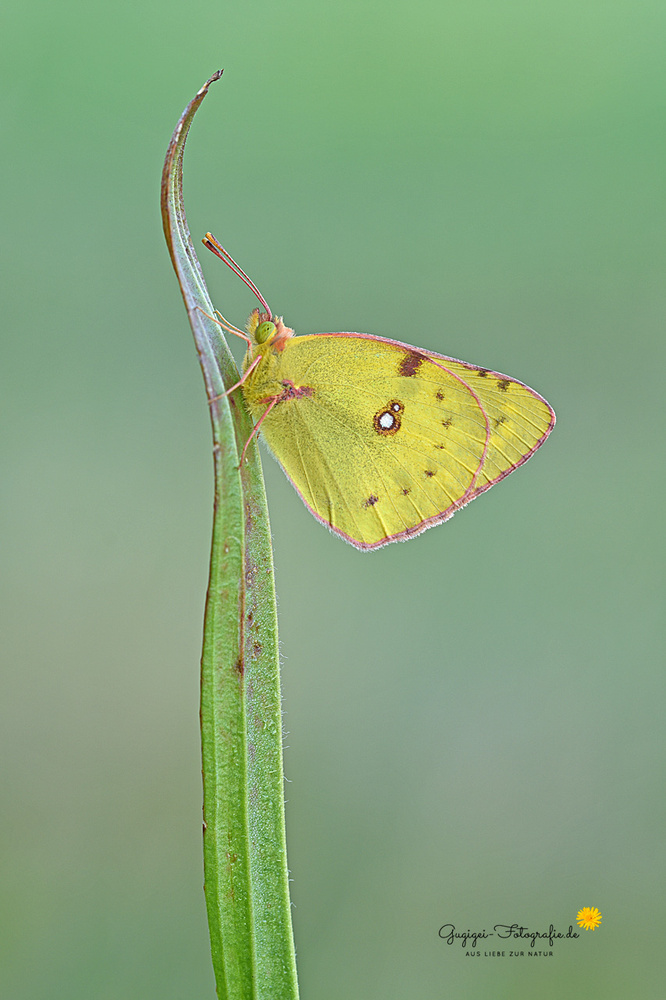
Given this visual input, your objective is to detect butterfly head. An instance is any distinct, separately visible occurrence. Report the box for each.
[246,307,294,351]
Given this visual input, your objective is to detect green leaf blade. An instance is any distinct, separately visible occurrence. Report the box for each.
[161,72,299,1000]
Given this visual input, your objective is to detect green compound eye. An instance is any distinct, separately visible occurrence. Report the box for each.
[255,321,276,344]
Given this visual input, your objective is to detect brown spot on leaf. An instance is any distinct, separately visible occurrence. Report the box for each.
[399,351,425,377]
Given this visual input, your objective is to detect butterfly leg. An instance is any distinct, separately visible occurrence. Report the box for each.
[238,396,279,468]
[218,354,263,399]
[206,354,264,408]
[195,305,253,346]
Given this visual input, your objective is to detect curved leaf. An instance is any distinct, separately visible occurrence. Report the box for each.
[161,72,299,1000]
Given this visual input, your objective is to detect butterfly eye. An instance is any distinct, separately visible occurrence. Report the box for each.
[255,321,276,344]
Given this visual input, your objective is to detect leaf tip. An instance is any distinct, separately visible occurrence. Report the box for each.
[199,69,224,97]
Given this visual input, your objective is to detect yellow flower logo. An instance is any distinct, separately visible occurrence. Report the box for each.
[577,907,602,930]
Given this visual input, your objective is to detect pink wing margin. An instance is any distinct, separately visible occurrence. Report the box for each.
[270,331,556,551]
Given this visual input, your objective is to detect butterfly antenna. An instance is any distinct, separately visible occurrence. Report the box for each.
[202,232,272,319]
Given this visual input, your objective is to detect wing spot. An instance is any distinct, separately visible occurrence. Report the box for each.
[277,379,315,401]
[497,379,511,392]
[424,470,436,478]
[373,399,404,435]
[434,443,446,450]
[442,417,453,428]
[435,390,445,401]
[398,351,425,377]
[477,369,489,378]
[363,494,379,508]
[401,487,411,496]
[494,415,507,427]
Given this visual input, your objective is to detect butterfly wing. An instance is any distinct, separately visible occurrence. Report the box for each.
[245,332,554,549]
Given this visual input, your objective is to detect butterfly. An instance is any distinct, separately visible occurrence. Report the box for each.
[202,233,555,550]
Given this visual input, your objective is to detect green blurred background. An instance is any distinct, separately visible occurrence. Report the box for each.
[1,1,664,997]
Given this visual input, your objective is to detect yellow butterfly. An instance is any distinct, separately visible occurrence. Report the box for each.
[203,233,555,551]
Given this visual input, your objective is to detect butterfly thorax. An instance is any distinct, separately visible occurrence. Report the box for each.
[241,308,308,421]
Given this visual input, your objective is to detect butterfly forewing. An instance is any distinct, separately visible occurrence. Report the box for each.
[241,332,554,549]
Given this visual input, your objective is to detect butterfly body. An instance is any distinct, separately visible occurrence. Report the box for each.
[238,308,555,550]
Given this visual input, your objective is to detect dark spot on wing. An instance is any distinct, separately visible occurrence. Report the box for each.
[424,470,436,478]
[434,443,446,450]
[442,417,453,428]
[401,487,411,495]
[278,379,315,401]
[477,369,489,377]
[435,390,445,401]
[497,379,511,392]
[363,494,379,508]
[494,415,507,427]
[399,351,425,377]
[373,399,404,435]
